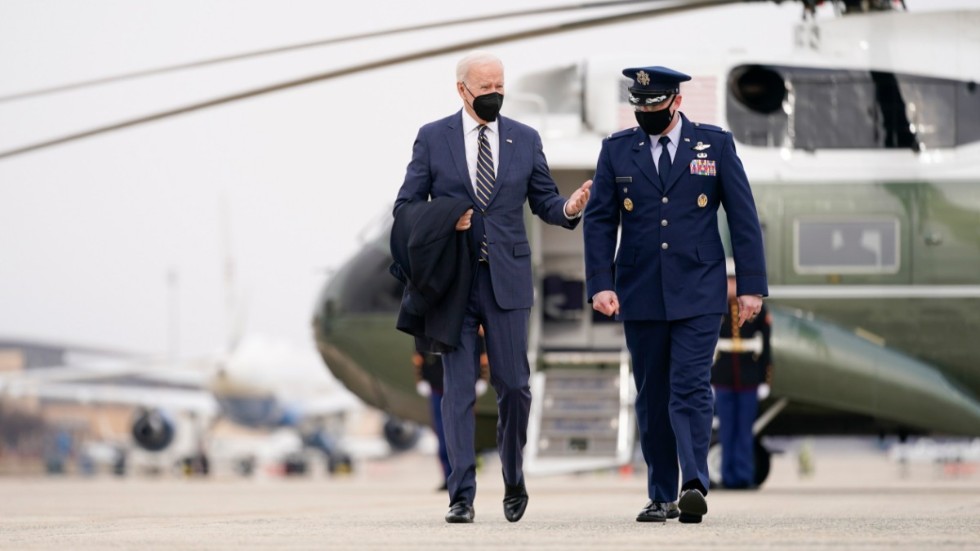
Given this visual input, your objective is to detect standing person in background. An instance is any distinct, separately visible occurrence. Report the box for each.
[712,259,772,490]
[584,65,767,524]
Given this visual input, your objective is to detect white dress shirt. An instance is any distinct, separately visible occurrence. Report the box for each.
[462,110,499,195]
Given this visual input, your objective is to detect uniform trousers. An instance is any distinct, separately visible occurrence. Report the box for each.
[714,387,758,488]
[441,262,530,507]
[625,315,722,501]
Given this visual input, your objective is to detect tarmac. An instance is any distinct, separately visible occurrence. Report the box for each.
[1,438,978,550]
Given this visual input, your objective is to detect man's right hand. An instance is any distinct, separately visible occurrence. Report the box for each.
[455,209,474,231]
[592,290,620,317]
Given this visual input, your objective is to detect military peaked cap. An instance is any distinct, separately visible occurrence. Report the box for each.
[622,66,692,105]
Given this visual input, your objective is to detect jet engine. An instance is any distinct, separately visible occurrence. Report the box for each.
[131,408,176,452]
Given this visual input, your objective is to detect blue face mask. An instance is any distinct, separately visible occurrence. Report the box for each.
[465,84,504,122]
[634,96,676,135]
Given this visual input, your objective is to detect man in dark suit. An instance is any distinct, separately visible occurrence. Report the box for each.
[394,51,591,524]
[583,66,767,524]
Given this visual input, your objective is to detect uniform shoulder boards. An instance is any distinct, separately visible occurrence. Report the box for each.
[607,127,637,140]
[693,121,727,134]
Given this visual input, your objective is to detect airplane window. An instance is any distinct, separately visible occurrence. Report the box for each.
[793,217,900,274]
[727,65,979,151]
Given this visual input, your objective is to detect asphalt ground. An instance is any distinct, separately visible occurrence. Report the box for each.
[1,438,978,550]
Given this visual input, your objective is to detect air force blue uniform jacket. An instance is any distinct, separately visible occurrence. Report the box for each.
[584,113,768,317]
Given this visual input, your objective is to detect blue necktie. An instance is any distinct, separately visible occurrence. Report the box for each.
[476,126,495,262]
[658,135,672,187]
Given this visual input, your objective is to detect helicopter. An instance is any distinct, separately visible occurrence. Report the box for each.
[1,0,977,486]
[310,0,980,485]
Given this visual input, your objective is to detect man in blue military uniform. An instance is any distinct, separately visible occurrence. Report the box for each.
[583,66,767,524]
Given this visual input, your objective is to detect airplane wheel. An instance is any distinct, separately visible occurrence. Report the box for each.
[284,453,308,476]
[383,416,422,452]
[328,452,353,475]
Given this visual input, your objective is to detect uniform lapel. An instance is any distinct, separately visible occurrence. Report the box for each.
[663,114,696,195]
[445,111,480,205]
[630,129,662,192]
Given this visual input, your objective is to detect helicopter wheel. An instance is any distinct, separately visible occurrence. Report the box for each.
[383,416,422,452]
[708,437,772,489]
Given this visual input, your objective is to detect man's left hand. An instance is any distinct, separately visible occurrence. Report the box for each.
[564,180,593,217]
[737,295,763,328]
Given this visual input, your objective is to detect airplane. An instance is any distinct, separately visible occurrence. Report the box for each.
[0,333,365,476]
[0,205,365,475]
[2,0,978,486]
[310,0,980,485]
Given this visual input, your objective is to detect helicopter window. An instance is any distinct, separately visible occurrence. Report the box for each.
[727,65,979,150]
[793,217,900,274]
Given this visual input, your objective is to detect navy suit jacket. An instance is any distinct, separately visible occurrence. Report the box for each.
[395,111,579,310]
[584,114,767,321]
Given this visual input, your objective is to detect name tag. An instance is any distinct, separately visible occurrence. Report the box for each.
[690,159,716,176]
[615,176,632,183]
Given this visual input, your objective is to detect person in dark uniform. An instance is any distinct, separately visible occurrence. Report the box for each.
[414,330,490,492]
[394,51,592,524]
[712,258,772,490]
[583,66,768,524]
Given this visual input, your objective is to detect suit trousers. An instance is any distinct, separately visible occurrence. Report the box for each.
[442,262,530,507]
[624,315,722,501]
[429,391,451,482]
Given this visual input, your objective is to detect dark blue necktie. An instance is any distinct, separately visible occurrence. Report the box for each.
[476,126,495,262]
[658,135,672,187]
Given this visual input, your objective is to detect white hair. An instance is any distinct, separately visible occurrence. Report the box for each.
[456,51,503,83]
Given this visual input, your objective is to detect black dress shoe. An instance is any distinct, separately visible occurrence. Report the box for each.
[445,501,474,524]
[502,483,528,522]
[678,488,708,524]
[636,500,674,522]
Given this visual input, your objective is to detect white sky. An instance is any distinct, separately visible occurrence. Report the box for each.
[0,0,974,359]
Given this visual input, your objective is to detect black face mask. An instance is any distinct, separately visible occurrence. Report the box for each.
[634,96,676,136]
[465,84,504,122]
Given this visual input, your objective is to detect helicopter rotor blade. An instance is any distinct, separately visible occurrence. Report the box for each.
[0,0,689,104]
[0,0,736,161]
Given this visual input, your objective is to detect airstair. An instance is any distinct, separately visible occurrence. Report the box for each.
[525,349,636,475]
[521,174,640,475]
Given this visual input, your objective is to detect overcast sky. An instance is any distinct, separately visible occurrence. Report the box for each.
[0,0,974,361]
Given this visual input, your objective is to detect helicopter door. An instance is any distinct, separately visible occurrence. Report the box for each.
[779,184,911,285]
